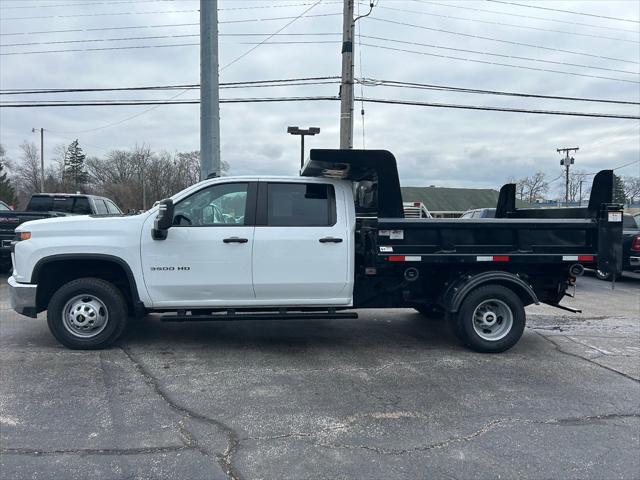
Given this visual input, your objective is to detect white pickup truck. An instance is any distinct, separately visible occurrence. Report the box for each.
[8,150,622,353]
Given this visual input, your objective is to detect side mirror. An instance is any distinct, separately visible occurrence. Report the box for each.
[152,199,174,240]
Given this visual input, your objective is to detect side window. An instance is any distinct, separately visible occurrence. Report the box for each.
[94,199,108,214]
[173,183,248,226]
[267,183,334,226]
[72,197,92,215]
[28,196,53,211]
[105,200,121,214]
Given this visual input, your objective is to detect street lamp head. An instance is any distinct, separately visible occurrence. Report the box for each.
[287,126,300,134]
[308,127,320,135]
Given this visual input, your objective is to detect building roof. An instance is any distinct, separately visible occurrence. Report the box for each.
[400,186,509,212]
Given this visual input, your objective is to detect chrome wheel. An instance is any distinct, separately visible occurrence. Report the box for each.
[62,294,109,338]
[472,299,513,341]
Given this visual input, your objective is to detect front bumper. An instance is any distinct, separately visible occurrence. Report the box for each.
[8,275,38,318]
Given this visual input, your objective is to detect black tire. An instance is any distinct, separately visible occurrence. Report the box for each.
[414,305,446,320]
[452,284,525,353]
[595,269,612,281]
[47,277,128,350]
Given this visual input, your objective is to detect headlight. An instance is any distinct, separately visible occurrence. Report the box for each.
[14,231,31,241]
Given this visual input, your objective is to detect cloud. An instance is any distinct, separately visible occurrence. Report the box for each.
[1,0,638,198]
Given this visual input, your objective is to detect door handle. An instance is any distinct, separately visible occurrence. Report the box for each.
[319,237,343,243]
[223,237,248,244]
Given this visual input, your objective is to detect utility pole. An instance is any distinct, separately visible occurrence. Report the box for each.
[557,146,579,206]
[200,0,221,180]
[339,0,355,149]
[578,179,586,206]
[287,126,320,169]
[31,128,44,192]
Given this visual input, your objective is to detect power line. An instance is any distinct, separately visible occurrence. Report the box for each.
[486,0,640,24]
[355,97,640,120]
[360,42,640,84]
[361,79,640,106]
[413,1,638,34]
[0,42,201,56]
[373,4,639,44]
[1,32,341,48]
[0,23,200,36]
[0,0,177,9]
[0,96,340,107]
[1,9,199,21]
[359,35,639,75]
[41,2,327,134]
[3,95,638,120]
[0,13,341,36]
[221,0,322,71]
[0,76,340,94]
[367,17,639,65]
[2,76,636,107]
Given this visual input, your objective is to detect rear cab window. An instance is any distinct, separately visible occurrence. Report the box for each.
[266,183,336,226]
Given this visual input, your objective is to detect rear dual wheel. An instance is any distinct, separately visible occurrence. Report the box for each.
[452,284,525,353]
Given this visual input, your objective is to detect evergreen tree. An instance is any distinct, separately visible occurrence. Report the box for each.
[612,173,626,204]
[0,145,17,206]
[64,139,89,190]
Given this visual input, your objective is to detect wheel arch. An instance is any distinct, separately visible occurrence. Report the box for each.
[442,271,539,313]
[31,254,143,315]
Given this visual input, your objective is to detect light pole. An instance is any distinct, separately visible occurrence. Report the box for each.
[31,128,44,192]
[287,126,320,169]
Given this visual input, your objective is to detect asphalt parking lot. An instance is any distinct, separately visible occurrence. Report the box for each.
[1,273,639,480]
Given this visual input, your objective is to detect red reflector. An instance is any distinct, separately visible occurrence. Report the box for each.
[577,255,594,262]
[493,256,510,262]
[413,202,420,207]
[388,255,405,262]
[631,236,640,252]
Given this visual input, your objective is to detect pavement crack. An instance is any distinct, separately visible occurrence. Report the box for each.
[120,346,243,480]
[251,412,640,456]
[0,445,190,456]
[535,331,639,383]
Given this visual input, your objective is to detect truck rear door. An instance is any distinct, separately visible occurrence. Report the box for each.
[252,180,352,305]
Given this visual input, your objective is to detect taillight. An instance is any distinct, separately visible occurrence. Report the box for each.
[631,235,640,252]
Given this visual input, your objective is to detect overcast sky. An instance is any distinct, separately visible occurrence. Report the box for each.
[1,0,638,195]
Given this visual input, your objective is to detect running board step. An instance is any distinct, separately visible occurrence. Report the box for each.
[161,311,359,322]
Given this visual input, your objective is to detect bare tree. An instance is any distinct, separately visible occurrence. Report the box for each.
[567,170,590,204]
[623,176,640,205]
[14,141,41,206]
[518,171,549,204]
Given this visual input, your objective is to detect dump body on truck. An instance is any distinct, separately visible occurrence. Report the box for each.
[8,149,622,353]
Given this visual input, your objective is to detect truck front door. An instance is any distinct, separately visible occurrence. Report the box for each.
[141,182,256,307]
[252,181,352,305]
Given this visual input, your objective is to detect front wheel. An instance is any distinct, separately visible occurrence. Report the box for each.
[452,284,525,353]
[47,277,128,350]
[595,269,612,281]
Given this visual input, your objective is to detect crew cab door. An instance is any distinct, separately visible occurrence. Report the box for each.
[140,182,256,307]
[252,181,353,305]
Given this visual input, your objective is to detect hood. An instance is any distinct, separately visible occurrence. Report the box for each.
[16,213,150,232]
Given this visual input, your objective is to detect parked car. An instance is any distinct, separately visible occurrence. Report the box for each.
[596,213,639,280]
[403,201,432,218]
[0,200,12,211]
[8,149,621,353]
[460,208,496,219]
[0,193,121,271]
